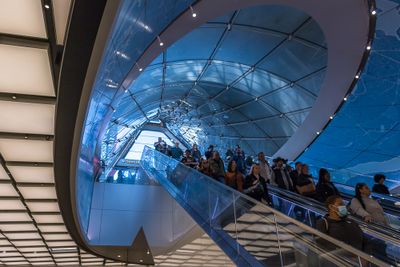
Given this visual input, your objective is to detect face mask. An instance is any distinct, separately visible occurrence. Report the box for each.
[337,205,348,218]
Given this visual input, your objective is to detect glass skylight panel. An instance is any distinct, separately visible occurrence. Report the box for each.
[0,139,53,162]
[52,0,72,44]
[18,186,57,200]
[0,101,55,135]
[0,44,54,96]
[0,0,46,38]
[7,166,54,184]
[125,130,174,160]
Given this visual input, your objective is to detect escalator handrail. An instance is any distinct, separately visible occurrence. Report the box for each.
[268,185,400,245]
[142,146,391,267]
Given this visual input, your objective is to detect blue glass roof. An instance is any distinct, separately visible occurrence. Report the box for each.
[101,4,327,159]
[298,0,400,191]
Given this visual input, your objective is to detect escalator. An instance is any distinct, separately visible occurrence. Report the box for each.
[140,146,390,267]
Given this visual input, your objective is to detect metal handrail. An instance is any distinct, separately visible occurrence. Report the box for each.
[143,146,392,267]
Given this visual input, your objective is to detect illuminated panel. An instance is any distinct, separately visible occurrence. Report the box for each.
[0,0,46,38]
[7,166,54,183]
[0,101,55,135]
[0,139,53,162]
[52,0,72,44]
[0,44,54,96]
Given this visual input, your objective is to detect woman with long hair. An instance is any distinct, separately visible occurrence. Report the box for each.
[349,183,388,225]
[315,168,340,203]
[224,160,244,192]
[243,164,271,204]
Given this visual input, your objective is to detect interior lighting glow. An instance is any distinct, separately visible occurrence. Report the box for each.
[366,45,371,50]
[344,97,348,101]
[44,4,50,9]
[190,6,197,18]
[157,36,164,46]
[316,131,320,135]
[371,10,376,15]
[355,74,360,79]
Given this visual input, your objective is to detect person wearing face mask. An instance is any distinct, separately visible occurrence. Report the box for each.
[349,183,388,226]
[316,195,364,251]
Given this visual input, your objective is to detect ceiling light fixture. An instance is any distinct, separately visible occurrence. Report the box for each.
[329,115,334,120]
[136,63,143,72]
[44,4,50,9]
[371,10,377,15]
[344,97,348,101]
[355,74,360,79]
[11,95,17,100]
[366,45,371,50]
[157,36,164,46]
[316,131,320,135]
[189,6,197,18]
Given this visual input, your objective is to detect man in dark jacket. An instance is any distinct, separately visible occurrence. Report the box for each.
[271,157,294,191]
[372,174,390,195]
[209,151,225,182]
[316,195,364,251]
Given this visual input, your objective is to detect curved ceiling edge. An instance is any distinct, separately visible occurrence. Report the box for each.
[54,0,133,262]
[116,0,373,160]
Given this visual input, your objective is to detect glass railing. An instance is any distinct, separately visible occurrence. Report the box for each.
[267,186,400,265]
[141,146,391,267]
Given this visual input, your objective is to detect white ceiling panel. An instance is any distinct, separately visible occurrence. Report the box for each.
[0,101,55,135]
[7,166,54,184]
[18,186,57,200]
[0,183,18,197]
[11,240,45,247]
[26,201,60,212]
[53,0,72,44]
[43,234,71,241]
[38,225,68,233]
[0,212,31,222]
[0,223,36,232]
[0,199,25,210]
[0,252,22,257]
[31,262,55,266]
[53,253,78,258]
[5,232,41,240]
[32,214,63,224]
[0,165,9,180]
[0,44,54,96]
[18,247,47,253]
[28,257,54,262]
[0,239,11,245]
[47,241,76,247]
[0,0,46,38]
[0,139,53,162]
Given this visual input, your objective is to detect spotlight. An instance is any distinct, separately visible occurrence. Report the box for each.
[371,10,376,15]
[355,74,360,79]
[190,6,197,18]
[329,116,334,120]
[44,4,50,9]
[157,36,164,46]
[366,45,371,50]
[316,131,320,135]
[344,97,348,101]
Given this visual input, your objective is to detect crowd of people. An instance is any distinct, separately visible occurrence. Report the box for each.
[154,138,392,257]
